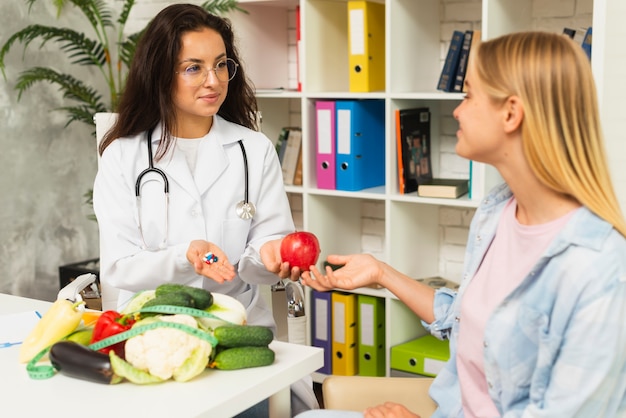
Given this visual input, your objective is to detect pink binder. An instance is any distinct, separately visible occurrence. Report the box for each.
[315,100,336,189]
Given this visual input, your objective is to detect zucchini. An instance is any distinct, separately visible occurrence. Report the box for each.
[214,325,274,348]
[142,291,194,309]
[156,284,213,309]
[210,346,275,370]
[49,341,122,384]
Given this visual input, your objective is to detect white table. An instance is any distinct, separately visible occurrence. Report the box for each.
[0,293,323,417]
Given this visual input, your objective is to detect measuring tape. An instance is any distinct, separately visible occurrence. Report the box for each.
[26,305,228,380]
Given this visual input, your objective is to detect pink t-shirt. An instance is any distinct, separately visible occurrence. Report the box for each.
[456,197,575,417]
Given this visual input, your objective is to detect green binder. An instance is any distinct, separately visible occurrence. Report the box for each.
[390,334,450,377]
[357,294,386,376]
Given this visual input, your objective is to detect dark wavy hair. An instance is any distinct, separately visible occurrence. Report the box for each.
[99,3,257,160]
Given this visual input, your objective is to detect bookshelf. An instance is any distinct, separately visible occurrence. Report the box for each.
[230,0,625,380]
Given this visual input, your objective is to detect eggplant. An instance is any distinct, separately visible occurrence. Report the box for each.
[49,341,122,384]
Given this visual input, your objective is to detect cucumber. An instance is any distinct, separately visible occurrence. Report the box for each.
[210,346,275,370]
[142,291,194,309]
[156,284,213,309]
[214,325,274,348]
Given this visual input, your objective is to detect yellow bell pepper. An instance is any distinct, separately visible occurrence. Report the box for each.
[19,299,85,363]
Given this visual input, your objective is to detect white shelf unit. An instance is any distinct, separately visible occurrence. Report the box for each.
[232,0,624,379]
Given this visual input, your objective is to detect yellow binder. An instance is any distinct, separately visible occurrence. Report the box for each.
[331,291,358,375]
[347,0,385,92]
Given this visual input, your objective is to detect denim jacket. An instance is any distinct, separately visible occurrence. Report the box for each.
[425,183,626,417]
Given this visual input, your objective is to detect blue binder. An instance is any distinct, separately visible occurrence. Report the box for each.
[335,100,385,191]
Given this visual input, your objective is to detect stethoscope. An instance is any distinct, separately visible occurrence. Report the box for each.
[135,129,256,249]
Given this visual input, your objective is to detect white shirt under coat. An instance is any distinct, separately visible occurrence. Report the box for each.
[93,115,294,330]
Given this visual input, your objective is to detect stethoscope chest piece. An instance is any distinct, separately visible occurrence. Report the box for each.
[236,200,256,220]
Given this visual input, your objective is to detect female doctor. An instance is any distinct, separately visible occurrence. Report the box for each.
[93,4,317,414]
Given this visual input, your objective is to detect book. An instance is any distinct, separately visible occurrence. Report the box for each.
[275,127,291,163]
[452,30,473,93]
[417,178,469,199]
[581,27,592,59]
[437,30,465,92]
[281,128,302,185]
[395,107,431,194]
[563,27,592,60]
[293,146,303,186]
[563,27,577,38]
[463,30,481,93]
[468,160,474,199]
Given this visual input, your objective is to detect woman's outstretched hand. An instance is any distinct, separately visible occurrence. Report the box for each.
[300,253,383,291]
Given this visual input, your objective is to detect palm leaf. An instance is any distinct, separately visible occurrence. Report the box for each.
[65,0,114,30]
[52,0,65,15]
[15,66,106,110]
[15,67,107,128]
[25,0,40,13]
[201,0,248,14]
[58,104,104,127]
[0,25,105,70]
[118,0,136,26]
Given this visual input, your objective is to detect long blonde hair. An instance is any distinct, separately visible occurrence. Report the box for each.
[475,31,626,237]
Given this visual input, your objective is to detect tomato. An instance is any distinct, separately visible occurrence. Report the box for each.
[280,231,321,271]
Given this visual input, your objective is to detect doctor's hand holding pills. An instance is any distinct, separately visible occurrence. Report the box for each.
[186,240,235,284]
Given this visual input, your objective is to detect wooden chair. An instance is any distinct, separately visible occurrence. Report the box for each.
[322,375,437,417]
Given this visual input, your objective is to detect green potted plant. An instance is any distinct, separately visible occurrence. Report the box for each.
[0,0,244,297]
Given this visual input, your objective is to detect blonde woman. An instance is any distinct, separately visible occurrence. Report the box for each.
[299,32,626,418]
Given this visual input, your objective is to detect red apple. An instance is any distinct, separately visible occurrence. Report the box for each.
[280,231,321,271]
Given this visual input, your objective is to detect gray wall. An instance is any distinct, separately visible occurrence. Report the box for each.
[0,2,102,300]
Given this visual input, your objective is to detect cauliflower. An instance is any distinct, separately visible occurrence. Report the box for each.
[124,314,212,382]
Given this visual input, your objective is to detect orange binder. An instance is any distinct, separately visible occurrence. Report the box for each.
[347,1,385,92]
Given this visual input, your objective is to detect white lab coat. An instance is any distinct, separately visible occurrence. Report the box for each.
[93,115,295,330]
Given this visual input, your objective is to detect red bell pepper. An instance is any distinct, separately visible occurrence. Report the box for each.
[90,310,135,358]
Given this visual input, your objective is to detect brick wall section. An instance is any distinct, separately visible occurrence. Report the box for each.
[361,201,386,259]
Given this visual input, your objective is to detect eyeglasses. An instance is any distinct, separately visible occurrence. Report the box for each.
[176,58,238,86]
